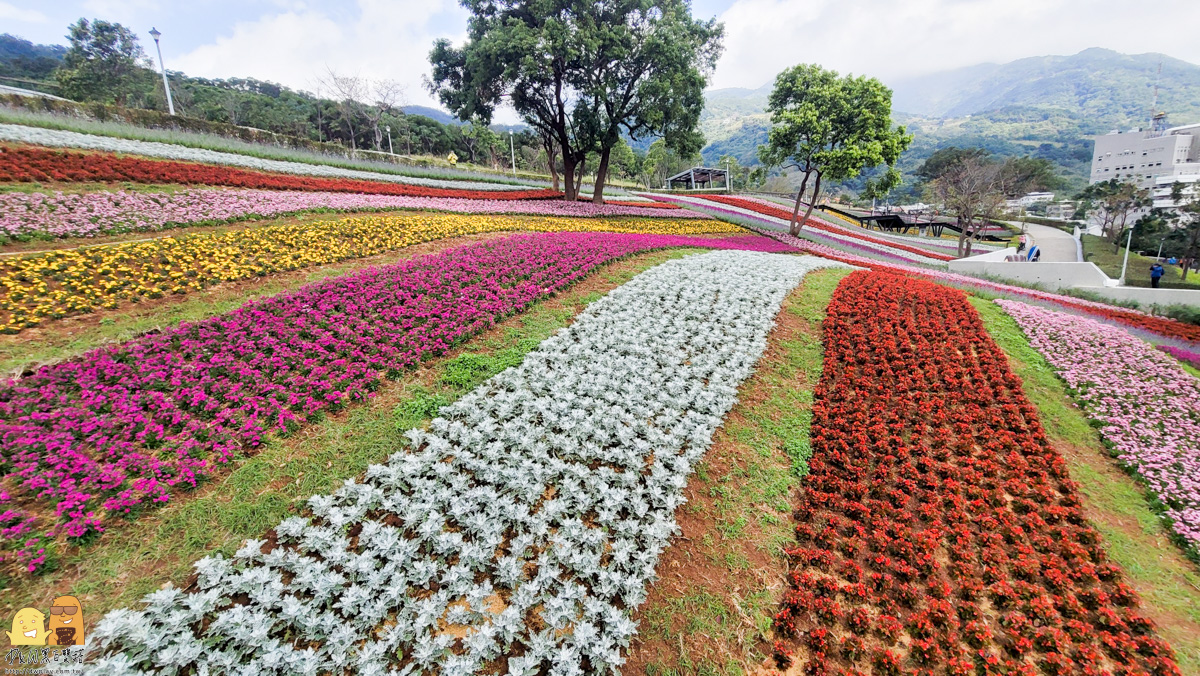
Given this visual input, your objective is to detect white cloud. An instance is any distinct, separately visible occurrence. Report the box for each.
[81,0,160,17]
[173,0,468,110]
[0,0,47,22]
[710,0,1200,90]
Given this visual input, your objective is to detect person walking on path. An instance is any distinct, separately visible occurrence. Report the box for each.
[1151,263,1165,289]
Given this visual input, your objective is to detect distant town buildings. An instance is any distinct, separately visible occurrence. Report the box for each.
[1044,202,1077,220]
[1005,192,1055,210]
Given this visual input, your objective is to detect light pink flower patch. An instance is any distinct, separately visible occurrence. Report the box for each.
[997,298,1200,552]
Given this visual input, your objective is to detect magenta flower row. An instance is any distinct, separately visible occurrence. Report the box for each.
[0,189,706,240]
[0,231,792,571]
[996,299,1200,552]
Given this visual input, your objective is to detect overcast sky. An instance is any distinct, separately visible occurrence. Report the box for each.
[6,0,1200,116]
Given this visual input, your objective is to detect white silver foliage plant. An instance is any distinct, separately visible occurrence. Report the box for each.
[86,251,842,675]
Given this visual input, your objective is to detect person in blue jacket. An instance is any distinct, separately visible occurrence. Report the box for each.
[1150,263,1165,289]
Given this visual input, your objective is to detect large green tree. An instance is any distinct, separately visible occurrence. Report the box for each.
[758,64,911,235]
[427,0,721,203]
[572,0,722,203]
[55,18,147,105]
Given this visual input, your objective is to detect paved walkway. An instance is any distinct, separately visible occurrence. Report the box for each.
[1018,222,1079,262]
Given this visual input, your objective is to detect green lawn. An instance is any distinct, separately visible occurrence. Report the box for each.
[1081,234,1200,288]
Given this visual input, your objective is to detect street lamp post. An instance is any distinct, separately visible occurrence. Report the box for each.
[1118,224,1135,285]
[148,27,175,116]
[509,131,516,178]
[724,157,732,194]
[386,125,394,155]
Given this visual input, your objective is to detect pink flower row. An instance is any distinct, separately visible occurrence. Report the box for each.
[997,299,1200,553]
[0,188,709,240]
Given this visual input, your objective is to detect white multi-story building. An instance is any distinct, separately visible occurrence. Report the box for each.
[1090,117,1200,190]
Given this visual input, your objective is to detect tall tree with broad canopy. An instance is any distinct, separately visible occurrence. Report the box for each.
[427,0,721,203]
[572,0,722,203]
[758,64,911,235]
[56,18,148,105]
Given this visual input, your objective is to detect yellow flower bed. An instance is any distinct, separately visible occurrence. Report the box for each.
[0,213,742,332]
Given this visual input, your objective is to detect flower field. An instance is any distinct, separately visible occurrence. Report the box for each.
[85,250,840,673]
[0,112,1194,674]
[686,194,958,261]
[771,271,1182,676]
[0,146,560,199]
[0,233,792,572]
[0,212,738,332]
[997,300,1200,555]
[0,188,692,240]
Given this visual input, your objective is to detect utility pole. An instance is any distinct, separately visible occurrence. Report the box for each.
[1119,224,1135,285]
[509,131,516,178]
[148,28,175,116]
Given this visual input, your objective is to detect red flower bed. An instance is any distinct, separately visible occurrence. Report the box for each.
[695,194,955,261]
[771,270,1182,676]
[0,146,563,200]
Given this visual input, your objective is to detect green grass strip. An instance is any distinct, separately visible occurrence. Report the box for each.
[640,267,852,676]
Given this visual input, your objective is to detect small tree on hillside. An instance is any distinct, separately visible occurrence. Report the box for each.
[998,156,1062,196]
[1076,178,1152,248]
[320,69,368,148]
[757,64,911,236]
[930,156,1006,258]
[56,18,148,105]
[1168,182,1200,280]
[916,147,989,183]
[461,120,499,165]
[363,79,405,152]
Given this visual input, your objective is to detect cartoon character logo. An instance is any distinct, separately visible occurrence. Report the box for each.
[46,595,84,646]
[5,607,46,645]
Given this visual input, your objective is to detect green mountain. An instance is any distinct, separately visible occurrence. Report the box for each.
[890,48,1200,126]
[699,48,1200,197]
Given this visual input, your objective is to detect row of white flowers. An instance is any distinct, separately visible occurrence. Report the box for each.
[87,250,842,675]
[0,124,527,191]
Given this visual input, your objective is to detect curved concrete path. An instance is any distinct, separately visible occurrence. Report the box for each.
[1018,222,1079,262]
